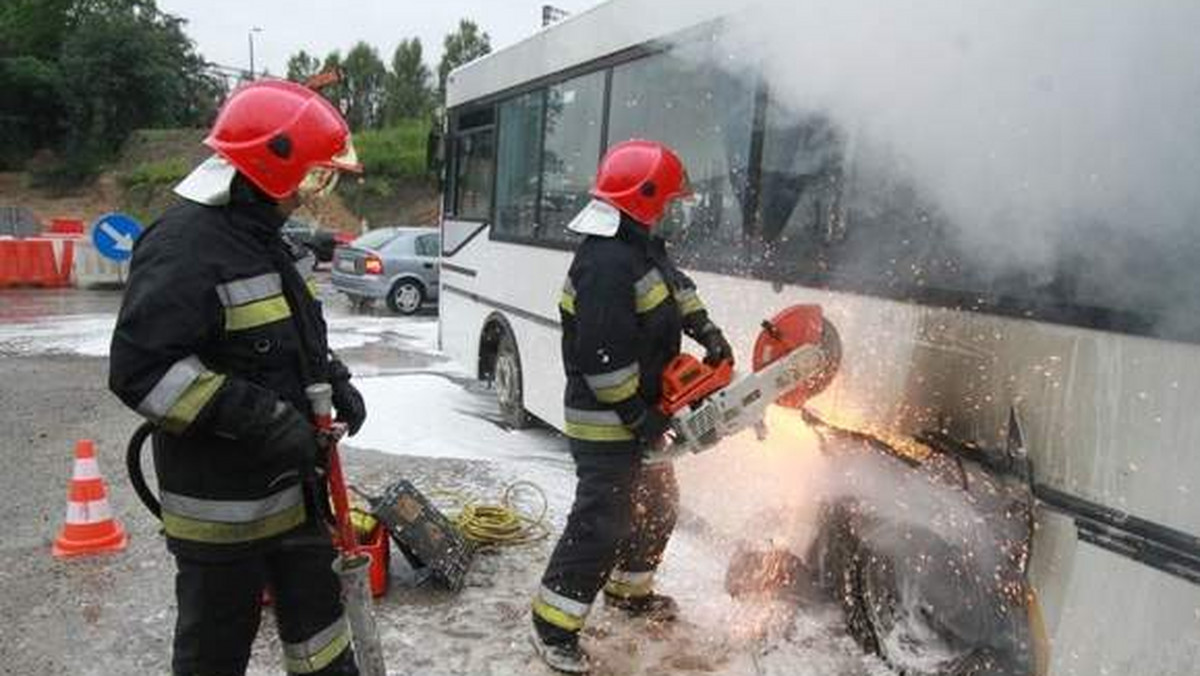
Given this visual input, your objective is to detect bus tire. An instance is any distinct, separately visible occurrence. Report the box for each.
[493,330,529,429]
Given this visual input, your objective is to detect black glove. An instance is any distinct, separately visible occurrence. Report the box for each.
[699,327,734,367]
[332,379,366,436]
[328,358,367,436]
[633,408,673,448]
[261,402,322,473]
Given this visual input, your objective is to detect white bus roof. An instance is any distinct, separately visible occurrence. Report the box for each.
[445,0,752,108]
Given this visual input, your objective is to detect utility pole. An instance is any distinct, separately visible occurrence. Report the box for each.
[248,27,263,79]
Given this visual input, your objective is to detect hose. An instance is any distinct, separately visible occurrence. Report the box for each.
[433,481,550,548]
[126,421,161,519]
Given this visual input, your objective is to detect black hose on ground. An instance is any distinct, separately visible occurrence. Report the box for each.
[126,421,161,519]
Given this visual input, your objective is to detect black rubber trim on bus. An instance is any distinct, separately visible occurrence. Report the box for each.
[441,223,490,258]
[1035,484,1200,586]
[442,283,561,330]
[441,263,478,278]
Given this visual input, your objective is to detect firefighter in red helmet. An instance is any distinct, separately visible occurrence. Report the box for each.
[109,79,366,676]
[530,140,733,673]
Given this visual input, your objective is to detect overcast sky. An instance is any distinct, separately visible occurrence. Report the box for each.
[157,0,603,77]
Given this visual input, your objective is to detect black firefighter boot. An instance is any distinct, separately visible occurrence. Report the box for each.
[531,617,591,674]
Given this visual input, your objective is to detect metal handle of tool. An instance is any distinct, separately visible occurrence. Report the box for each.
[307,384,358,554]
[306,383,387,676]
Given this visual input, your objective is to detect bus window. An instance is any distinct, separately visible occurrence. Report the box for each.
[540,71,605,242]
[450,108,495,222]
[494,90,545,240]
[754,107,846,285]
[607,42,756,273]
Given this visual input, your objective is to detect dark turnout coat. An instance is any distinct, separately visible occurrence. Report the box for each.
[109,192,337,559]
[558,216,716,445]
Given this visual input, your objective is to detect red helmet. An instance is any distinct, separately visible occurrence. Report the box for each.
[205,79,361,200]
[591,140,690,227]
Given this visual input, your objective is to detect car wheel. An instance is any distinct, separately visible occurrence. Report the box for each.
[493,331,529,429]
[386,279,424,315]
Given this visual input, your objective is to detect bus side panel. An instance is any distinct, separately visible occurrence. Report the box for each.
[683,269,1200,674]
[439,221,573,428]
[506,314,566,428]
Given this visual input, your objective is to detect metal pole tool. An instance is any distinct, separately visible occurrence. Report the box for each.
[307,383,387,676]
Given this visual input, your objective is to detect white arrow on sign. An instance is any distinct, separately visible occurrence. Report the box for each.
[100,222,135,251]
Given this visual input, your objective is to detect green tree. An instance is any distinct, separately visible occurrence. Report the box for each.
[383,38,431,123]
[0,57,66,167]
[340,41,386,130]
[58,1,220,167]
[437,19,491,100]
[0,0,75,58]
[286,49,320,83]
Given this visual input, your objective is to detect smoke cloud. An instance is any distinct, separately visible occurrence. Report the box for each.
[656,0,1200,338]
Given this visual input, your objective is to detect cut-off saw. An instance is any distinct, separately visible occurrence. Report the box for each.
[647,304,842,463]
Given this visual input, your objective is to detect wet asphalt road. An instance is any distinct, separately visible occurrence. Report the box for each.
[0,282,540,675]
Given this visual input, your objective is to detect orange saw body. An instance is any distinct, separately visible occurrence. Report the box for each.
[649,304,842,462]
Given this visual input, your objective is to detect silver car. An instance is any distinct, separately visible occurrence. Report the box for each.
[331,227,440,314]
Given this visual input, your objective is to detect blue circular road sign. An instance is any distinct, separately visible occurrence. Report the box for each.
[91,213,143,262]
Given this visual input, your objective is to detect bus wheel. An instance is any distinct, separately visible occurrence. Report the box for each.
[493,331,529,429]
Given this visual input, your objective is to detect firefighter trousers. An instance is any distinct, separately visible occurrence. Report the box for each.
[534,441,680,642]
[171,530,358,676]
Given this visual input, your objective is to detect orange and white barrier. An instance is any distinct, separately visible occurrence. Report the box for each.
[0,237,73,288]
[52,439,127,559]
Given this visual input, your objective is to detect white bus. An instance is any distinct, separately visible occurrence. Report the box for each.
[438,2,1200,674]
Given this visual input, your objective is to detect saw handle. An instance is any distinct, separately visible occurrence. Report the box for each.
[658,353,734,415]
[306,383,359,555]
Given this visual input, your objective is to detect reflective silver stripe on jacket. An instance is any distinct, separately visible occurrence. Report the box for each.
[283,615,352,673]
[138,355,204,419]
[158,485,307,544]
[563,407,634,442]
[136,355,226,433]
[160,485,304,523]
[634,269,669,313]
[216,272,283,307]
[673,287,705,316]
[584,362,640,404]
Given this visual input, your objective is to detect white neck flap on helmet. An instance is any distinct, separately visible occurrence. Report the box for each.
[174,155,238,206]
[566,199,622,238]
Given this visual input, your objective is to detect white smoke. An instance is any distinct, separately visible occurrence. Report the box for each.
[720,0,1200,270]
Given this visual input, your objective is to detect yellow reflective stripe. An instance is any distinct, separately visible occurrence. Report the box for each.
[563,421,635,442]
[283,617,352,674]
[532,600,586,632]
[161,501,306,544]
[674,288,705,316]
[563,408,635,442]
[635,283,669,314]
[306,279,319,298]
[160,372,226,434]
[559,278,576,315]
[588,374,638,404]
[224,295,292,331]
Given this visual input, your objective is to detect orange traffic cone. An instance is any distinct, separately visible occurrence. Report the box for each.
[52,439,127,559]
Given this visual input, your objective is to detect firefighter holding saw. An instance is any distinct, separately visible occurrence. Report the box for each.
[109,80,368,676]
[531,140,735,673]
